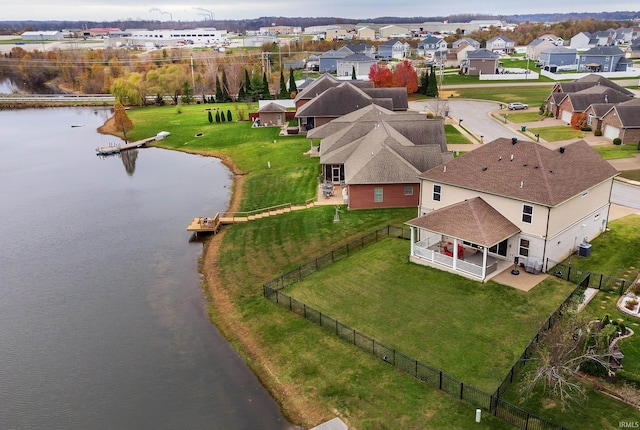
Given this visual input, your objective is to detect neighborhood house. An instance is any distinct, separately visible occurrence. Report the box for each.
[406,138,618,282]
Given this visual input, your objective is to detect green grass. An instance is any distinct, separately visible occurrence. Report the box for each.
[526,125,585,142]
[449,85,553,107]
[445,124,472,144]
[619,169,640,181]
[594,144,640,160]
[558,216,640,283]
[284,238,575,393]
[126,103,319,209]
[499,216,640,429]
[502,111,545,123]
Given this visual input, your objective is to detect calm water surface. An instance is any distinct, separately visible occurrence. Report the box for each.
[0,108,293,429]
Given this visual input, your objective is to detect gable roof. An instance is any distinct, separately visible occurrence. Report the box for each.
[466,48,499,60]
[258,102,286,113]
[552,74,634,97]
[611,100,640,127]
[406,197,521,247]
[308,104,446,150]
[581,46,625,56]
[418,138,618,207]
[294,73,373,102]
[564,86,633,112]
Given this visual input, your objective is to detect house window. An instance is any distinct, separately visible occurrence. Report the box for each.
[522,204,533,224]
[374,187,383,202]
[587,114,593,126]
[433,184,441,201]
[519,238,530,257]
[404,186,413,196]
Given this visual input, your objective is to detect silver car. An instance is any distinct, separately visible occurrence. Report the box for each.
[508,102,528,110]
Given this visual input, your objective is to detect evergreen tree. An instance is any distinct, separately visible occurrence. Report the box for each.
[237,84,246,102]
[426,66,438,97]
[418,70,428,95]
[208,110,213,123]
[215,111,221,123]
[180,81,193,104]
[227,110,232,122]
[352,65,357,80]
[221,69,231,102]
[279,71,288,99]
[244,69,253,101]
[215,75,222,103]
[221,111,226,122]
[288,67,297,98]
[261,72,272,100]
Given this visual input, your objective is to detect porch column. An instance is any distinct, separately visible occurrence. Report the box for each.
[410,227,415,256]
[452,238,458,270]
[481,247,488,281]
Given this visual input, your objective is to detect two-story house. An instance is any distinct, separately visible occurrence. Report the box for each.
[485,35,514,54]
[460,49,499,76]
[405,137,618,282]
[452,38,480,50]
[576,46,629,72]
[336,54,378,77]
[416,36,448,58]
[377,39,410,60]
[538,46,578,70]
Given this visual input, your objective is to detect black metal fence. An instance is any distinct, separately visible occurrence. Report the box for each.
[547,258,626,295]
[493,273,590,399]
[263,226,567,430]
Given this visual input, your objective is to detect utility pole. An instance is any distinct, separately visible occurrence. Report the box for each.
[190,55,195,91]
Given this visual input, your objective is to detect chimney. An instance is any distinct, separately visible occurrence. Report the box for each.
[559,147,565,154]
[511,137,517,145]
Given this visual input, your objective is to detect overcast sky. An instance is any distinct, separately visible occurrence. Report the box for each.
[3,1,639,22]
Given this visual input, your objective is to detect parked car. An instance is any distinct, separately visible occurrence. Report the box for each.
[508,102,528,110]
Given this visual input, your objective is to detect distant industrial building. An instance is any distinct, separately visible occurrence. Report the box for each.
[21,31,64,41]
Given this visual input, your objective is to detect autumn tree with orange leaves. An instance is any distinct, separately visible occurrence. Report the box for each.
[369,61,418,94]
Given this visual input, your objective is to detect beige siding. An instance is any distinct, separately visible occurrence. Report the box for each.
[419,180,548,237]
[547,180,613,238]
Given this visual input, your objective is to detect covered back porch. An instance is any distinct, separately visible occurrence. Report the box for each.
[406,197,521,283]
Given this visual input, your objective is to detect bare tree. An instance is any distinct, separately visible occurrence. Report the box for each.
[519,305,612,411]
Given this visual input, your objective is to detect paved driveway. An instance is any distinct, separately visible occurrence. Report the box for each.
[409,99,525,143]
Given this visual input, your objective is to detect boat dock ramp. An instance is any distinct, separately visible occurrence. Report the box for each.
[95,131,170,156]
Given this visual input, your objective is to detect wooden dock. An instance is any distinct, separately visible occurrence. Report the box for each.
[96,136,156,156]
[187,201,317,234]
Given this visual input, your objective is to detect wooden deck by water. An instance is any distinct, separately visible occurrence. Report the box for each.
[96,136,155,156]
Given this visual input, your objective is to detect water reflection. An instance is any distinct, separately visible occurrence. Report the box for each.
[120,148,138,175]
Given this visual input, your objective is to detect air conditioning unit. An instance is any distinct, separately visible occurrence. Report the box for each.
[577,242,592,257]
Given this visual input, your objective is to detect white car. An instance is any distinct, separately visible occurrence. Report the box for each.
[508,102,528,110]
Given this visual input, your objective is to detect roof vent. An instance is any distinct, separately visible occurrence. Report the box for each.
[443,165,447,173]
[511,137,517,145]
[520,181,524,189]
[482,166,488,171]
[559,147,565,154]
[510,154,514,161]
[498,156,502,161]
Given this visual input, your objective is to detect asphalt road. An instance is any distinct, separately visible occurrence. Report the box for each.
[409,99,524,143]
[612,182,640,209]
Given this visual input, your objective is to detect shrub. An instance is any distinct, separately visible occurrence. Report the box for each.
[426,112,435,119]
[617,369,640,388]
[613,137,622,145]
[594,129,603,136]
[227,110,232,122]
[601,314,611,327]
[581,126,592,132]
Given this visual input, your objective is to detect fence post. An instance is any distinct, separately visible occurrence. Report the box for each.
[289,295,292,310]
[620,279,626,296]
[599,273,603,290]
[316,258,318,271]
[319,312,322,327]
[335,320,338,335]
[353,329,356,345]
[525,412,530,430]
[276,290,279,304]
[331,250,334,263]
[361,237,364,249]
[298,266,302,281]
[304,303,306,318]
[439,371,443,389]
[372,339,375,354]
[415,360,418,377]
[460,382,464,400]
[567,266,571,282]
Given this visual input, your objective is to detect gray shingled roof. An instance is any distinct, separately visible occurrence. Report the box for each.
[419,138,619,207]
[586,103,615,118]
[406,197,521,247]
[467,48,499,59]
[309,104,446,151]
[565,86,633,112]
[258,102,286,113]
[293,74,373,102]
[554,74,635,97]
[614,103,640,127]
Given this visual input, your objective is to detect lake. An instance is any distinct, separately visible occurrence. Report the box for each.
[0,107,293,430]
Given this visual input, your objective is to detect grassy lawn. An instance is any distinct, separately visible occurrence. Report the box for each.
[500,215,640,429]
[445,124,472,144]
[526,125,585,142]
[283,238,576,393]
[448,86,553,107]
[594,144,640,160]
[501,111,545,123]
[126,103,319,209]
[619,169,640,181]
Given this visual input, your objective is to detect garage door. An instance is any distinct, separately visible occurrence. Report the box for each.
[604,124,620,140]
[560,110,572,123]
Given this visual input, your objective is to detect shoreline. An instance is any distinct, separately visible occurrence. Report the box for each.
[99,115,310,427]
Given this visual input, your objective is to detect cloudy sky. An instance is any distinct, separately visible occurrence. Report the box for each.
[3,0,639,21]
